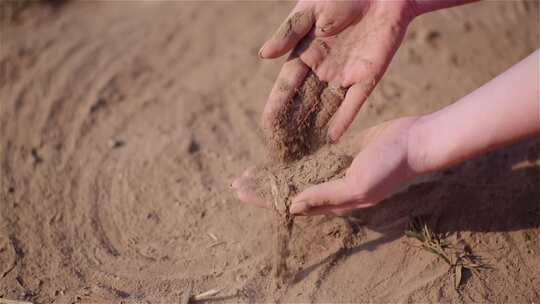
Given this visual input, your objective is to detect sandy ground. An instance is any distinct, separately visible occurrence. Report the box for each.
[1,1,539,303]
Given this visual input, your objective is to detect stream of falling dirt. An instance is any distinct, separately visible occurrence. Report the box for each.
[273,214,294,287]
[268,173,294,288]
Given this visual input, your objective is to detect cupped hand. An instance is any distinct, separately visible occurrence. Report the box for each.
[233,117,425,216]
[261,0,417,142]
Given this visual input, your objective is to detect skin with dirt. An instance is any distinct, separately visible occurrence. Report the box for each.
[250,70,352,290]
[273,11,312,41]
[267,71,346,162]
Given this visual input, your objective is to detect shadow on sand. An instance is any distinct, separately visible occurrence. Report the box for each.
[291,138,540,288]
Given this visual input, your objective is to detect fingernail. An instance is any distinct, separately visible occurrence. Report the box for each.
[289,201,307,214]
[258,46,265,59]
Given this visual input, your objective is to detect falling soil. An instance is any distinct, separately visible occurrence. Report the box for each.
[244,148,352,288]
[248,70,351,290]
[266,71,346,163]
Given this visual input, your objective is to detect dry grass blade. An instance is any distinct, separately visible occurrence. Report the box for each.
[208,241,226,248]
[405,216,485,289]
[454,264,463,289]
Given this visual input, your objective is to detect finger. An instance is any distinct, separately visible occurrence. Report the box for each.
[231,166,257,189]
[299,204,353,216]
[328,81,375,142]
[232,168,272,209]
[290,178,354,214]
[314,4,357,37]
[262,56,309,131]
[301,201,374,216]
[235,188,272,209]
[259,5,315,59]
[327,21,407,141]
[296,35,330,73]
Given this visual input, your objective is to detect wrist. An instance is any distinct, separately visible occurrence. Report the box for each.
[371,0,419,27]
[405,0,422,18]
[412,0,479,15]
[411,0,439,15]
[406,113,465,175]
[406,114,439,175]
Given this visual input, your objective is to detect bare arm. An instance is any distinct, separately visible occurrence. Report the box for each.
[289,50,539,215]
[410,49,540,174]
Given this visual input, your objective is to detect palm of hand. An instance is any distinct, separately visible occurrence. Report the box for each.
[290,118,418,216]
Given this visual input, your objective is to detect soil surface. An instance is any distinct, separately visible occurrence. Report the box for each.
[1,1,539,303]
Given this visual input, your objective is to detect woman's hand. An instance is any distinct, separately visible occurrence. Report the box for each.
[261,0,418,142]
[289,117,421,215]
[233,117,424,216]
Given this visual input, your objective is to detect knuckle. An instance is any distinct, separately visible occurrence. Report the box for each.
[338,71,355,88]
[298,39,331,73]
[299,53,320,72]
[317,18,337,34]
[312,65,331,83]
[314,39,331,56]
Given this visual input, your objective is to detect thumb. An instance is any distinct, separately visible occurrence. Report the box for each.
[259,5,315,59]
[290,178,354,214]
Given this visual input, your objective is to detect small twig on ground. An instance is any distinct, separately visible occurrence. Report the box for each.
[0,299,34,304]
[208,241,226,248]
[191,288,223,302]
[207,232,218,242]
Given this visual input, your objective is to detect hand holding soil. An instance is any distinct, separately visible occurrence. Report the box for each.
[260,0,416,142]
[235,0,540,217]
[233,117,419,216]
[234,0,420,218]
[232,69,354,288]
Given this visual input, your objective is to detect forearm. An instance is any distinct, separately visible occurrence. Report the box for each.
[409,49,540,174]
[413,0,480,15]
